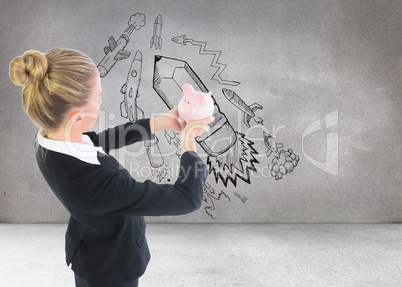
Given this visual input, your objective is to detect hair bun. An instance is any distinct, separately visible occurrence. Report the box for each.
[9,50,48,87]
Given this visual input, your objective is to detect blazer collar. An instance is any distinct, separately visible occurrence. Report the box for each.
[36,130,106,165]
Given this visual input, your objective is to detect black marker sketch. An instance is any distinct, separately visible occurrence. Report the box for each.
[207,132,259,187]
[125,13,146,34]
[120,50,164,168]
[151,164,171,183]
[233,191,248,204]
[150,14,163,49]
[264,132,284,158]
[264,132,300,180]
[203,182,230,220]
[153,55,259,187]
[98,34,131,78]
[164,130,181,159]
[255,117,264,125]
[144,136,164,168]
[98,13,146,78]
[153,55,237,156]
[120,51,144,122]
[222,88,263,128]
[171,35,240,86]
[268,149,300,180]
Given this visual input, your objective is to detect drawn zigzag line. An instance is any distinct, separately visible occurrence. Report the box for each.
[187,39,240,86]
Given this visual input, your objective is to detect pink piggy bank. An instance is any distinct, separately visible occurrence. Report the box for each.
[177,83,214,123]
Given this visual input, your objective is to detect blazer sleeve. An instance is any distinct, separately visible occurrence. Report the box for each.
[82,151,208,216]
[84,119,155,153]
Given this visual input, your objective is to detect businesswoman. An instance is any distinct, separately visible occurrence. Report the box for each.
[9,48,212,287]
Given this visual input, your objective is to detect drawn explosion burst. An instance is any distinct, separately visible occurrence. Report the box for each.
[207,132,259,187]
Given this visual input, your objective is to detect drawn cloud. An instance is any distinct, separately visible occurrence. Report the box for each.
[128,13,146,31]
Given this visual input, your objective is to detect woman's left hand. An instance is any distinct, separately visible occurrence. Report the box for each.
[164,106,185,133]
[150,106,185,134]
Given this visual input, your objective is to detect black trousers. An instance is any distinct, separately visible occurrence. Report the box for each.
[74,273,139,287]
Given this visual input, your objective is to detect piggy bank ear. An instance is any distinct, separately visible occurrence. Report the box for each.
[201,93,210,105]
[203,92,212,103]
[182,83,194,94]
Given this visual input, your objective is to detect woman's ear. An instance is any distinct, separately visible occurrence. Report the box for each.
[69,110,82,126]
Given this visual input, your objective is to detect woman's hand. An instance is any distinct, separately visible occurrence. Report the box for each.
[164,106,184,133]
[150,107,214,153]
[180,116,214,154]
[150,106,184,134]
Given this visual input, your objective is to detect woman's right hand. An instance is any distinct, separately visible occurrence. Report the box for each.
[180,116,214,154]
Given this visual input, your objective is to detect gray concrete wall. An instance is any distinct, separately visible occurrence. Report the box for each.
[1,0,401,223]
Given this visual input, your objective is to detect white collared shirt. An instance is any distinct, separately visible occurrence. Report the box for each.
[36,130,106,165]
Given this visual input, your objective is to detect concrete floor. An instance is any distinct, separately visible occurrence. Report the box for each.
[0,224,401,287]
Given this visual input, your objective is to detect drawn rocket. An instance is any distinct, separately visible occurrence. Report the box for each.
[150,14,163,49]
[263,132,284,158]
[171,34,187,45]
[98,34,131,78]
[222,88,263,128]
[153,55,237,157]
[120,51,164,168]
[120,50,144,122]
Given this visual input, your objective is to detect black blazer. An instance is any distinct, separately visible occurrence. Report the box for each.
[36,119,208,286]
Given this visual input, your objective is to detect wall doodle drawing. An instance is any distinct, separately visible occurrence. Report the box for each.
[264,132,300,180]
[153,55,238,157]
[3,0,401,226]
[151,164,172,183]
[171,35,241,86]
[153,55,260,188]
[125,13,146,34]
[203,183,230,220]
[97,12,300,219]
[98,13,146,78]
[222,88,263,128]
[118,50,164,168]
[120,50,144,122]
[120,50,164,168]
[97,13,164,168]
[150,14,163,49]
[233,191,248,204]
[98,34,131,78]
[206,132,259,187]
[164,129,181,159]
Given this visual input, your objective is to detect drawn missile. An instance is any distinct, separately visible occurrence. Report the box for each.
[150,14,163,49]
[171,34,186,45]
[98,34,131,78]
[222,88,263,128]
[233,191,248,204]
[263,132,283,159]
[120,50,144,122]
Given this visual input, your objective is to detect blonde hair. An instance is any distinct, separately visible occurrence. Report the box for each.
[9,48,97,132]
